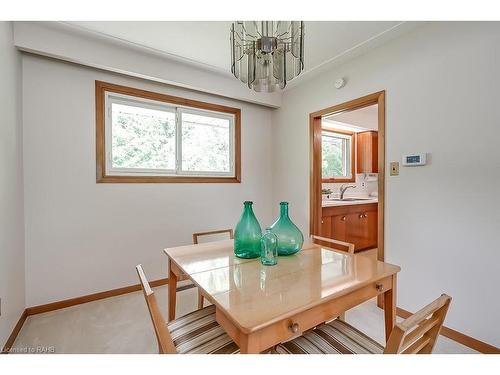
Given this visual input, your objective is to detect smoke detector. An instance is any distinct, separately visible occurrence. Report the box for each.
[334,78,346,89]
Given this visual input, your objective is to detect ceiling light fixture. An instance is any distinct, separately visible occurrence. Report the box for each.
[230,21,305,93]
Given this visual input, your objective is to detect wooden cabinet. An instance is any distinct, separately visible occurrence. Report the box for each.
[364,209,377,249]
[320,215,332,238]
[346,210,377,250]
[331,214,347,242]
[320,203,377,252]
[357,131,378,174]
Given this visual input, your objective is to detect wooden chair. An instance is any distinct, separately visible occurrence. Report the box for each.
[192,229,234,309]
[310,234,355,254]
[274,294,452,354]
[310,235,354,320]
[136,264,239,354]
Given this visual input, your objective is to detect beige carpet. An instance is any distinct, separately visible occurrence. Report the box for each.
[11,285,476,354]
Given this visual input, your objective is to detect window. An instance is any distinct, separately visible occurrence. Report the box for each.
[96,81,241,183]
[321,129,355,182]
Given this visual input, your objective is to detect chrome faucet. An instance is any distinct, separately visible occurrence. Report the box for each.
[339,184,356,199]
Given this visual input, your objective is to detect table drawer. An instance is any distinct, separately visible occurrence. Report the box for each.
[246,276,393,350]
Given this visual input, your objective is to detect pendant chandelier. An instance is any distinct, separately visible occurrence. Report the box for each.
[230,21,304,92]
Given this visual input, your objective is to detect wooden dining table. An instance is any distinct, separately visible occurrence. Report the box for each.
[164,240,400,354]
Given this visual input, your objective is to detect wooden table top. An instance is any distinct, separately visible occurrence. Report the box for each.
[164,240,400,334]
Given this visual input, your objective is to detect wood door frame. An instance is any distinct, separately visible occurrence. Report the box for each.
[309,91,386,262]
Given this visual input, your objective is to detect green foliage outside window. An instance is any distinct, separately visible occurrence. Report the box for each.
[111,103,230,173]
[322,134,344,178]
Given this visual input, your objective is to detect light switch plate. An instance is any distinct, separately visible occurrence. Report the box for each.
[390,162,399,176]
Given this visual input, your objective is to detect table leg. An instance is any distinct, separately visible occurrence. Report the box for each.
[168,258,178,321]
[239,335,261,354]
[383,274,397,342]
[216,309,262,354]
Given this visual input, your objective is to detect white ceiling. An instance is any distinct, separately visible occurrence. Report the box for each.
[67,21,403,77]
[324,104,378,131]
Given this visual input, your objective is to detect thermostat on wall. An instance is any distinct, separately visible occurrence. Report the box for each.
[402,153,427,166]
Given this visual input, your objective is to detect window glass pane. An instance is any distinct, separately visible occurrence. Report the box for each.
[181,112,231,173]
[322,133,351,178]
[111,102,176,170]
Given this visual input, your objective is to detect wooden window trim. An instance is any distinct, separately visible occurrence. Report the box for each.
[95,81,241,183]
[321,128,356,183]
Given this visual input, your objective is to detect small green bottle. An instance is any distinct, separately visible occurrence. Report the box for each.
[234,201,262,259]
[260,228,278,266]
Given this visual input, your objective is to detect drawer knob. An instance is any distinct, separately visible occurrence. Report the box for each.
[376,283,384,292]
[341,216,346,221]
[289,322,300,333]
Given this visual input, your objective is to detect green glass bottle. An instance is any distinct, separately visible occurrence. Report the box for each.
[270,202,304,256]
[234,201,262,259]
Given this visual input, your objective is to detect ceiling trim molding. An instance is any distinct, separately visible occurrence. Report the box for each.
[58,22,233,78]
[12,21,422,106]
[284,21,422,91]
[13,21,282,108]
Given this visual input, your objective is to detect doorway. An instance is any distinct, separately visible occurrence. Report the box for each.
[309,91,386,262]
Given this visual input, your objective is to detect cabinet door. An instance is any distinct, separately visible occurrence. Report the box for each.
[363,210,378,249]
[346,212,366,250]
[346,209,378,251]
[320,216,332,238]
[331,214,348,242]
[357,131,378,174]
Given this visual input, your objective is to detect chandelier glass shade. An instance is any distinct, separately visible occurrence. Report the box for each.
[230,21,304,92]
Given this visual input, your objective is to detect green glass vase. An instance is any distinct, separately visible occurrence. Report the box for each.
[234,201,262,259]
[270,202,304,256]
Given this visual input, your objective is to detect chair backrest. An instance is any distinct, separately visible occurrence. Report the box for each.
[193,229,234,244]
[384,294,452,354]
[310,235,355,254]
[136,264,177,354]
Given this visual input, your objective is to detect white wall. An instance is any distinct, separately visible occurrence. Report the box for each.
[22,54,274,307]
[272,22,500,346]
[0,22,25,346]
[323,174,378,198]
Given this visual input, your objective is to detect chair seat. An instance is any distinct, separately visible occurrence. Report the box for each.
[274,319,384,354]
[167,305,239,354]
